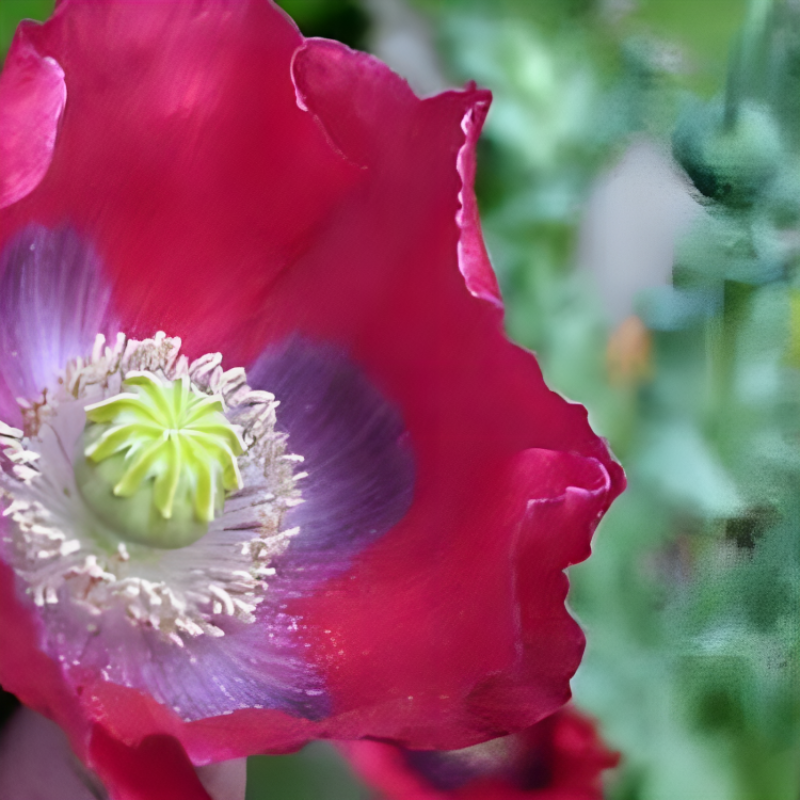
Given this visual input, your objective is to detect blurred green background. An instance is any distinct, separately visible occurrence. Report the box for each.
[3,1,799,798]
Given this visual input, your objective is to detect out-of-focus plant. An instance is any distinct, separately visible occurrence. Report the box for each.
[408,0,693,453]
[569,2,800,799]
[408,1,799,799]
[0,1,53,58]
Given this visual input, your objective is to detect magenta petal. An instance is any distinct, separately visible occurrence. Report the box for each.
[0,26,66,210]
[456,90,502,310]
[5,0,355,359]
[88,725,214,800]
[339,706,620,799]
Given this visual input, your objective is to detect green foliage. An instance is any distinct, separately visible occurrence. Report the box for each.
[275,0,369,49]
[414,1,800,798]
[621,0,749,94]
[0,0,53,60]
[570,4,800,798]
[246,744,366,800]
[673,98,784,208]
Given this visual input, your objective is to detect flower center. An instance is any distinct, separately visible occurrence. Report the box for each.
[0,332,304,646]
[74,372,245,549]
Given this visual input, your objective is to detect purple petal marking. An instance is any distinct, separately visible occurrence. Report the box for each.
[404,738,534,792]
[248,338,416,590]
[403,729,554,792]
[40,597,330,722]
[404,749,480,791]
[0,225,117,411]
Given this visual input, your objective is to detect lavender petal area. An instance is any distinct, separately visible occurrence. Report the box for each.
[404,734,540,792]
[0,225,117,414]
[42,601,330,721]
[248,338,416,591]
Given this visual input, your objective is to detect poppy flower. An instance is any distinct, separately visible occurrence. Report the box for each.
[0,0,624,797]
[339,706,620,800]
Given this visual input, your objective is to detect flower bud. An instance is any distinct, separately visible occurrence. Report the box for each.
[673,98,784,208]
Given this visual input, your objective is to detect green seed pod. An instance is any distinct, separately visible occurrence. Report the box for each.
[74,373,244,549]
